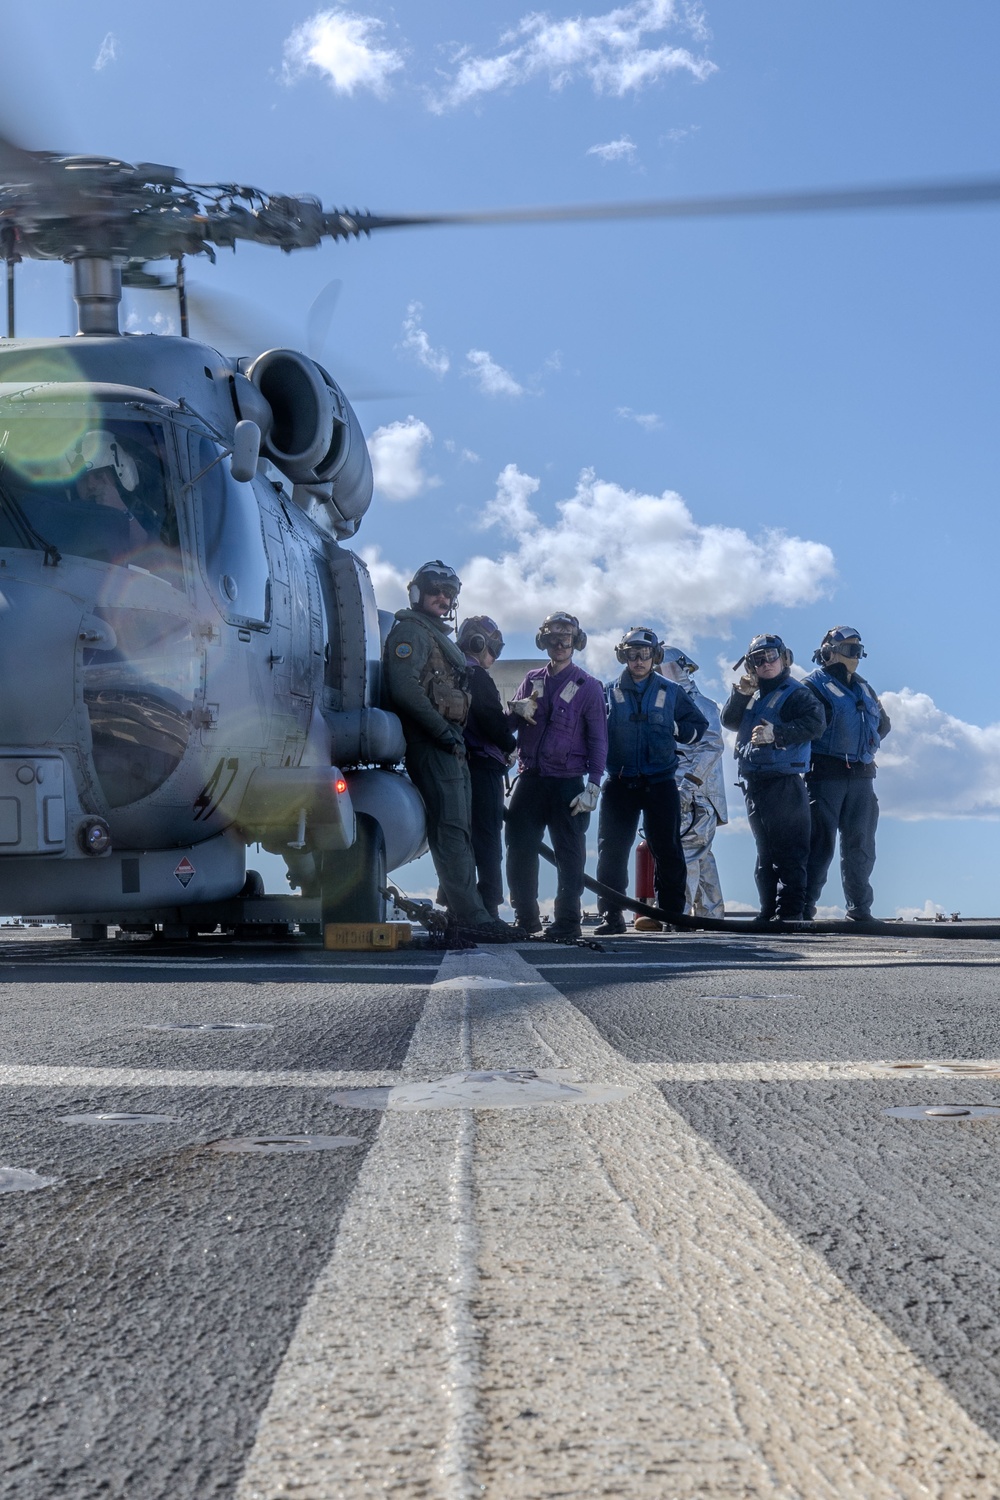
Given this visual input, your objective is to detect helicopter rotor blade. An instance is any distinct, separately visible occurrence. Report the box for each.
[343,175,1000,235]
[0,124,62,192]
[306,278,343,363]
[133,277,399,400]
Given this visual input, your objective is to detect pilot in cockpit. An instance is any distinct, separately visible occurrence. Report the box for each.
[72,430,140,512]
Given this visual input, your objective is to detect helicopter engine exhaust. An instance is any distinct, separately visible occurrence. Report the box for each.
[245,349,373,540]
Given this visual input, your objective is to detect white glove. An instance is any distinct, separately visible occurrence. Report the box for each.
[570,782,601,815]
[510,698,538,724]
[751,721,775,746]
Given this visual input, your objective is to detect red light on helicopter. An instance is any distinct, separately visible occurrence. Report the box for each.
[335,778,347,794]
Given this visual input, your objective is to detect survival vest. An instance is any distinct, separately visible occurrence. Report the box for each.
[735,680,812,776]
[805,668,881,764]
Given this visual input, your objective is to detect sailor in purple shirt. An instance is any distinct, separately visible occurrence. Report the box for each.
[506,611,608,941]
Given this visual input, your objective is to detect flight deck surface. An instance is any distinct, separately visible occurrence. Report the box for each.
[2,927,1000,1497]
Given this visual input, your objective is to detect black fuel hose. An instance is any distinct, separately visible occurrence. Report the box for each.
[535,842,1000,940]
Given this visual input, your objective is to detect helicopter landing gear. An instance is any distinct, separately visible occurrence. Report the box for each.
[319,813,387,926]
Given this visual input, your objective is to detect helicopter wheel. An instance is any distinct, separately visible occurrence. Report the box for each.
[319,813,387,925]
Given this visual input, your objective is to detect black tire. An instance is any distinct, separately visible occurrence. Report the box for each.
[319,814,387,925]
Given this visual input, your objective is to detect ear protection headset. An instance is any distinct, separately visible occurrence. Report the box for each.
[734,634,792,673]
[615,626,664,665]
[407,560,461,616]
[535,611,587,652]
[813,626,866,665]
[457,615,504,659]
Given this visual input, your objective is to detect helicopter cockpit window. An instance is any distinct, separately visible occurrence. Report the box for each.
[193,435,270,628]
[0,413,182,586]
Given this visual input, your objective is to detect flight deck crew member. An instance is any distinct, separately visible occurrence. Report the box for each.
[659,646,728,920]
[721,634,825,923]
[383,561,512,941]
[803,625,891,923]
[456,615,517,920]
[594,628,707,936]
[506,611,607,942]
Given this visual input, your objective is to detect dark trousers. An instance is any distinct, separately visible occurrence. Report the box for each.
[405,740,488,926]
[743,773,810,920]
[596,776,686,917]
[469,757,506,918]
[805,777,879,918]
[505,773,587,931]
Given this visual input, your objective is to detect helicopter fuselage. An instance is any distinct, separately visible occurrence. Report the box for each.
[0,334,425,926]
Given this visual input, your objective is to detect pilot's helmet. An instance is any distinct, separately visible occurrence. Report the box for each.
[408,560,461,607]
[76,431,139,493]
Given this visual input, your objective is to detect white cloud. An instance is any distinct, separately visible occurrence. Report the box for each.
[454,464,835,664]
[464,349,524,397]
[398,302,450,377]
[368,416,439,501]
[588,135,638,163]
[282,10,404,97]
[616,405,663,430]
[430,0,715,112]
[94,32,117,71]
[874,688,1000,821]
[124,308,177,335]
[894,899,947,921]
[445,441,481,463]
[359,546,409,609]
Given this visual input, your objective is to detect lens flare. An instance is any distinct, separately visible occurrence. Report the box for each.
[0,350,97,481]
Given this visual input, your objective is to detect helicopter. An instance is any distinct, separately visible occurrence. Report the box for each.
[0,131,997,940]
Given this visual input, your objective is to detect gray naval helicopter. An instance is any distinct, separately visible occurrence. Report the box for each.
[0,132,997,940]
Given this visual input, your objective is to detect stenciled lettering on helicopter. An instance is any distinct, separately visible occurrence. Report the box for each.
[193,756,241,823]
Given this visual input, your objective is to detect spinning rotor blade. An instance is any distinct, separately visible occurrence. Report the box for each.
[0,124,60,185]
[306,279,342,362]
[346,175,1000,235]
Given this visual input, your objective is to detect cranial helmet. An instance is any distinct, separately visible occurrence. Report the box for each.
[738,633,793,671]
[77,430,139,493]
[813,625,866,665]
[408,559,462,611]
[457,615,504,659]
[615,626,664,665]
[660,645,699,674]
[535,611,587,652]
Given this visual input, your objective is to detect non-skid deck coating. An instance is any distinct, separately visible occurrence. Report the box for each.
[3,930,1000,1496]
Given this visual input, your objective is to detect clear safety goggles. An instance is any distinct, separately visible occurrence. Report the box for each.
[624,645,654,662]
[830,638,865,658]
[747,646,782,667]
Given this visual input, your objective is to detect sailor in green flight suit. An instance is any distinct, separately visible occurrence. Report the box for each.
[383,560,513,941]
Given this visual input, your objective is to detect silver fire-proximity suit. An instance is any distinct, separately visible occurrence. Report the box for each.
[667,656,727,918]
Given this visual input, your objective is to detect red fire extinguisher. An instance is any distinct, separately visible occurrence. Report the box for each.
[635,839,654,903]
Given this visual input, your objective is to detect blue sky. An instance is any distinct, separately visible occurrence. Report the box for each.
[6,1,1000,916]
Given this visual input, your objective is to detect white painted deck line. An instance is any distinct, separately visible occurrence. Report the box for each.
[0,1065,399,1090]
[236,948,1000,1499]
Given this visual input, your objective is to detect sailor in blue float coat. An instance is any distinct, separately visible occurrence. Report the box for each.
[802,626,891,922]
[594,627,707,935]
[721,633,825,923]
